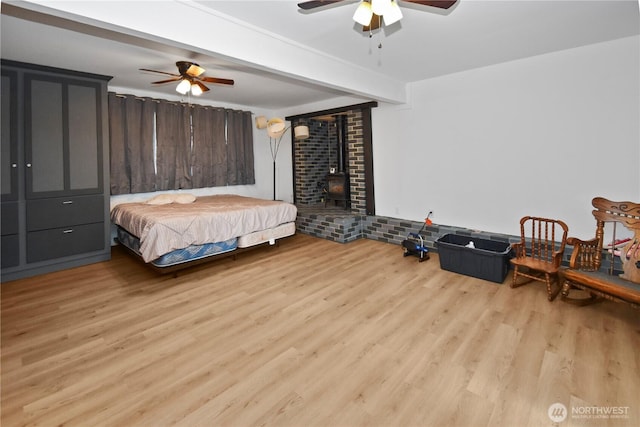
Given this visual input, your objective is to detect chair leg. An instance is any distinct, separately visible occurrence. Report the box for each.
[561,280,570,298]
[511,266,533,288]
[546,273,561,301]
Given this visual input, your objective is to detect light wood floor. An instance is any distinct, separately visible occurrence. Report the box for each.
[2,234,639,427]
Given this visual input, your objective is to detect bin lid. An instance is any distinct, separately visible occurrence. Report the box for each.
[437,233,511,254]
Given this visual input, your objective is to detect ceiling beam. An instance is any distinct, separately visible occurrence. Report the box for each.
[9,0,408,104]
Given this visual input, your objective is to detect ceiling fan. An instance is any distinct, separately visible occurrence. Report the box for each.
[140,61,234,96]
[298,0,457,31]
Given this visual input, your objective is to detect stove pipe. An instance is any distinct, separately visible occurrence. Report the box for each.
[336,115,347,173]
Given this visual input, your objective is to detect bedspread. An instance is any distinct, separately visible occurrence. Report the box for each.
[110,194,297,262]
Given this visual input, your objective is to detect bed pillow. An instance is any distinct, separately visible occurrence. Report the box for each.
[145,194,175,205]
[174,193,197,204]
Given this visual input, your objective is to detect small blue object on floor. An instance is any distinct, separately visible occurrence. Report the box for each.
[402,211,433,263]
[402,232,430,262]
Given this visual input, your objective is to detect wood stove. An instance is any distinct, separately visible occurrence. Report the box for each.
[325,172,350,208]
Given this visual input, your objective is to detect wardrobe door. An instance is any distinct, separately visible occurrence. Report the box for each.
[68,82,101,193]
[25,75,65,197]
[1,70,19,268]
[1,71,19,202]
[24,75,103,199]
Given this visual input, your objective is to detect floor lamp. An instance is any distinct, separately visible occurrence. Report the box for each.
[256,116,309,200]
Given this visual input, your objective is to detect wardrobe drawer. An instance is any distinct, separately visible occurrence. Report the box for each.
[27,222,104,263]
[27,195,104,231]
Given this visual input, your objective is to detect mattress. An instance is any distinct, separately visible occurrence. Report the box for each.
[237,222,296,248]
[117,226,237,268]
[110,194,297,262]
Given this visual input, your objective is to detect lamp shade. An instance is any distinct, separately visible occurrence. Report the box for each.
[255,115,268,129]
[353,1,373,26]
[371,0,391,16]
[267,118,287,138]
[190,83,203,96]
[294,125,309,140]
[383,0,402,25]
[176,79,191,95]
[186,64,205,77]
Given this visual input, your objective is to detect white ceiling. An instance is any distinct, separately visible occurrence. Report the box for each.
[2,0,639,110]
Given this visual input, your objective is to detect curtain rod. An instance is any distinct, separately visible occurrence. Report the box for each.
[109,92,252,113]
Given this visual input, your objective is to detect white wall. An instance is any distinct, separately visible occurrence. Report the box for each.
[372,36,640,240]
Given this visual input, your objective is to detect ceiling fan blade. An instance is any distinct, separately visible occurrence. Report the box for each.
[402,0,458,9]
[363,14,382,31]
[199,76,234,86]
[194,80,210,92]
[151,77,182,84]
[297,0,345,10]
[139,68,179,77]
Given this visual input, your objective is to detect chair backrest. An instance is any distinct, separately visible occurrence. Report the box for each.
[518,216,569,267]
[591,197,640,282]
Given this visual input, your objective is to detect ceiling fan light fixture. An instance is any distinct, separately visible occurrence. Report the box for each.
[187,64,205,77]
[176,79,191,95]
[371,0,391,16]
[353,1,373,26]
[383,0,402,25]
[144,61,234,95]
[190,82,203,96]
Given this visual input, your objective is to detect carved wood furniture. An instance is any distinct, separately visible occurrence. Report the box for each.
[510,216,569,301]
[561,197,640,308]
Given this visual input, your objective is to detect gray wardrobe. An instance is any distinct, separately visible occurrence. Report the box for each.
[1,60,112,282]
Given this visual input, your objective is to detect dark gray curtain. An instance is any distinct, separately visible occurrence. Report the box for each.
[109,93,254,194]
[156,102,192,191]
[191,105,227,187]
[125,96,156,193]
[108,93,156,195]
[108,93,128,195]
[226,109,255,185]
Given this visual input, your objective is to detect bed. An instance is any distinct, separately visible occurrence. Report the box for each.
[110,194,298,272]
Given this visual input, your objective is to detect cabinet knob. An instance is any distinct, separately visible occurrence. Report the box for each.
[11,163,17,168]
[26,163,32,168]
[62,200,74,205]
[63,229,74,234]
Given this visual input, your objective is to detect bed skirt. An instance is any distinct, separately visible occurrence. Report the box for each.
[237,222,296,248]
[116,226,237,268]
[116,221,297,271]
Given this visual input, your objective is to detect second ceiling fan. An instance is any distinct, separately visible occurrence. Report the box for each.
[298,0,458,31]
[140,61,234,96]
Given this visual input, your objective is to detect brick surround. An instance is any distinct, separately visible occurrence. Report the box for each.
[293,109,366,214]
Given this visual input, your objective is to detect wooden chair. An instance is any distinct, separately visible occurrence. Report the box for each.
[510,216,569,301]
[561,197,640,307]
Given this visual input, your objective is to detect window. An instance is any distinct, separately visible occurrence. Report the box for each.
[108,93,254,195]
